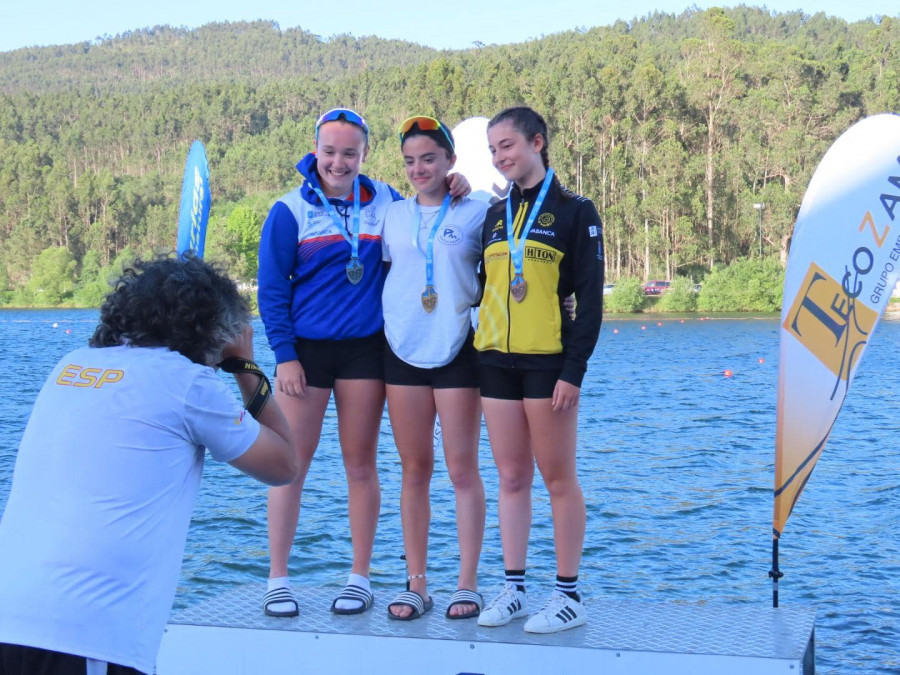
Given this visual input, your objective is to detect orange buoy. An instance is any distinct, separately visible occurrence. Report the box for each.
[724,369,733,377]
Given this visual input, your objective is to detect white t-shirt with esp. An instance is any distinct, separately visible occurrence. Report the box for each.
[0,345,260,674]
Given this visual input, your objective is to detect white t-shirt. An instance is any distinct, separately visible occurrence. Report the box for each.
[0,345,260,674]
[382,196,487,368]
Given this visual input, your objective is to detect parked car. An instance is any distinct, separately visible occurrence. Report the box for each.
[603,283,615,296]
[643,280,671,296]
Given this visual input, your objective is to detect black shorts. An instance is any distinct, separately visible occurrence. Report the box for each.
[280,332,385,389]
[384,332,479,389]
[479,364,561,400]
[0,643,144,675]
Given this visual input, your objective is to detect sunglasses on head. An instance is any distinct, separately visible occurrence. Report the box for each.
[398,116,454,151]
[316,108,369,140]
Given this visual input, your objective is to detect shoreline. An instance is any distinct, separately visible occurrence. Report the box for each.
[3,303,900,319]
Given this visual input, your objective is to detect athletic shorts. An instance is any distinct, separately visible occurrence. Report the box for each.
[0,643,144,675]
[279,332,385,389]
[384,332,479,389]
[478,364,561,400]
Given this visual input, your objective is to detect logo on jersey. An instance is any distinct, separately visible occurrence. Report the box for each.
[306,227,333,238]
[589,225,598,237]
[56,365,125,388]
[538,213,555,228]
[438,225,463,246]
[525,246,557,263]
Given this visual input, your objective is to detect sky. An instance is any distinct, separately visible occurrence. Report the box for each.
[1,0,898,54]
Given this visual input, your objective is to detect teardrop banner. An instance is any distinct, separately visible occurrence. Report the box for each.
[772,113,900,606]
[176,141,211,259]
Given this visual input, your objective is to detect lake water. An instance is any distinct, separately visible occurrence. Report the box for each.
[1,309,898,673]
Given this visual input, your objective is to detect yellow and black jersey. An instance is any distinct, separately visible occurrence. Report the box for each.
[475,176,604,387]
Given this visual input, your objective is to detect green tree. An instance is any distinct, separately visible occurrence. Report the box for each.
[681,8,746,269]
[696,257,784,312]
[605,277,646,313]
[25,246,78,306]
[657,276,698,312]
[74,249,110,307]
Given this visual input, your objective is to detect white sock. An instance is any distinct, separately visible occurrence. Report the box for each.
[265,576,295,614]
[334,573,370,611]
[268,576,290,592]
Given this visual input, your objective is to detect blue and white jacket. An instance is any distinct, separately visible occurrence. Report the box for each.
[257,153,403,364]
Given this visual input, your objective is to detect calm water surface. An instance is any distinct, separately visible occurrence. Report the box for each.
[1,309,898,673]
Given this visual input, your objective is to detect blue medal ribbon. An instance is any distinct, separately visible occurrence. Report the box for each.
[505,167,555,278]
[412,194,452,294]
[311,178,362,280]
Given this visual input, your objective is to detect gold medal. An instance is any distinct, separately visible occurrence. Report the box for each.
[421,285,438,313]
[346,257,364,284]
[510,273,527,302]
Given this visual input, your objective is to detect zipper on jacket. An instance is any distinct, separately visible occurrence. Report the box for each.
[506,199,528,359]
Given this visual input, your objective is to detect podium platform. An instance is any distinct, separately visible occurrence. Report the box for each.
[158,584,815,674]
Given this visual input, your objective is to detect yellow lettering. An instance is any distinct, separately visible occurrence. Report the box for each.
[74,367,100,387]
[96,370,124,387]
[56,364,81,386]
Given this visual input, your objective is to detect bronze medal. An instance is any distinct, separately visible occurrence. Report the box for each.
[421,285,438,313]
[346,257,364,285]
[510,274,527,303]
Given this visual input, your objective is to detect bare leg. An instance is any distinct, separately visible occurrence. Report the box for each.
[333,378,385,583]
[436,387,484,616]
[481,397,533,572]
[385,384,436,618]
[524,397,584,577]
[267,385,331,579]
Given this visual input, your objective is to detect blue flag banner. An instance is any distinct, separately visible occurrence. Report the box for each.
[176,141,210,259]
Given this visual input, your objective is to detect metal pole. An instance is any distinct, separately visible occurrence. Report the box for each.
[769,537,783,608]
[758,209,763,257]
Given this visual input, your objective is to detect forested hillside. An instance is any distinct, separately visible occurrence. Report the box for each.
[0,10,898,306]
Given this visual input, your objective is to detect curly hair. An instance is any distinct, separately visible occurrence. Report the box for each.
[90,255,249,366]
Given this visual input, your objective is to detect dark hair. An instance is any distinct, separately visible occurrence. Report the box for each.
[400,121,455,158]
[488,106,550,169]
[90,256,249,366]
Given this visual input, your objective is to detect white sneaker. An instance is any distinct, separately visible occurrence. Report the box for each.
[523,590,587,634]
[477,582,528,627]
